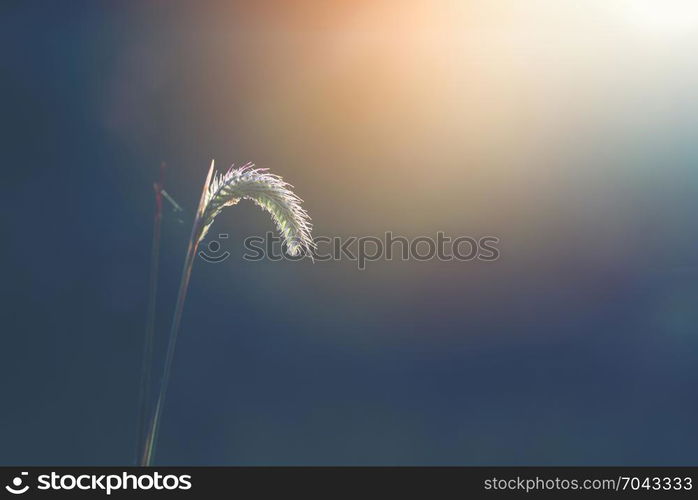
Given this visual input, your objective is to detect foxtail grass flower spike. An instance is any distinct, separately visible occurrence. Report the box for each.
[140,160,314,466]
[198,163,315,256]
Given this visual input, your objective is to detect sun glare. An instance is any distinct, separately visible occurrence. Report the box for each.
[624,0,698,37]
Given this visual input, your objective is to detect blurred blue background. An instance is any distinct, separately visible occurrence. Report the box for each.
[1,0,697,464]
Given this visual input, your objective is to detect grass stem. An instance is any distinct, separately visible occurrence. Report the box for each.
[136,162,166,464]
[140,162,214,466]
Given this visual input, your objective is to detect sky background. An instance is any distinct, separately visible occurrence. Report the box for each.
[2,0,698,465]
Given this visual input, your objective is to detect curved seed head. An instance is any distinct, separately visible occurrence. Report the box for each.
[197,163,314,257]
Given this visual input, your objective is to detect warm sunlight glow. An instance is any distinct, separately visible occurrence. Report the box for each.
[624,0,698,37]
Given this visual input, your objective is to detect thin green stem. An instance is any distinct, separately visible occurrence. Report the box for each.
[140,227,199,466]
[136,163,166,464]
[140,161,214,466]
